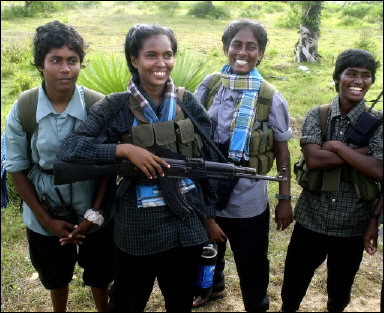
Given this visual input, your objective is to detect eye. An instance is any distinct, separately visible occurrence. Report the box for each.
[164,53,173,59]
[68,59,79,65]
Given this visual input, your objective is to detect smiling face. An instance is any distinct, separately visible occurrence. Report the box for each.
[38,46,80,95]
[336,67,373,106]
[130,34,174,93]
[226,27,263,75]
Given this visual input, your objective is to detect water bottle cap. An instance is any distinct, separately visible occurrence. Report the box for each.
[201,246,217,258]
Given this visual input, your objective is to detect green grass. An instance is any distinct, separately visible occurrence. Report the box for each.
[1,1,383,312]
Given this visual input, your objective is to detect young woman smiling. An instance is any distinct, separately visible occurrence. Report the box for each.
[57,24,219,312]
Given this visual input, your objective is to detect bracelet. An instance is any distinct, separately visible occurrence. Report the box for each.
[370,212,380,220]
[84,208,104,226]
[276,194,292,200]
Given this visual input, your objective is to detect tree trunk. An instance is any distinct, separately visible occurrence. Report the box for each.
[295,1,322,63]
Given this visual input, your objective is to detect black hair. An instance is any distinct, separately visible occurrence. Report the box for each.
[125,24,178,75]
[333,49,379,92]
[222,19,268,66]
[33,20,86,76]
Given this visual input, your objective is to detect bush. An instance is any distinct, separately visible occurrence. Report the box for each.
[353,29,378,53]
[1,4,28,20]
[341,3,371,19]
[154,1,180,17]
[77,49,218,94]
[10,73,36,96]
[188,2,230,19]
[77,54,130,95]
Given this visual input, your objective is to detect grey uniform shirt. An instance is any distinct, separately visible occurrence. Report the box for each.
[195,73,292,218]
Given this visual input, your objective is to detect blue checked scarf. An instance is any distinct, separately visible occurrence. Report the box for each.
[127,77,195,208]
[220,64,263,162]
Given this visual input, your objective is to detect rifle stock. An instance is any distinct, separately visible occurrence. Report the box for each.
[53,158,287,185]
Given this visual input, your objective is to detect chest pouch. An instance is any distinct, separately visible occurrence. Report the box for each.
[175,118,203,158]
[347,111,382,147]
[248,121,275,175]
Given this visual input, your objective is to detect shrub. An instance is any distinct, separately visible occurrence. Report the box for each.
[154,1,181,17]
[10,73,36,96]
[77,49,218,94]
[341,3,371,19]
[188,2,230,19]
[353,29,378,53]
[77,54,130,95]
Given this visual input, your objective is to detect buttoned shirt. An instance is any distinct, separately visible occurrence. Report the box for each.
[195,73,292,218]
[3,84,113,235]
[57,90,219,256]
[294,96,383,237]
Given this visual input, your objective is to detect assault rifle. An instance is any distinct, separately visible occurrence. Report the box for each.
[53,157,287,186]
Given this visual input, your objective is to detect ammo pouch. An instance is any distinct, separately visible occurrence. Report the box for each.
[249,121,275,175]
[350,169,381,200]
[39,193,78,224]
[130,113,202,158]
[294,156,322,192]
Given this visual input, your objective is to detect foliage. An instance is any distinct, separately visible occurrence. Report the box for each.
[300,1,322,32]
[353,29,378,54]
[153,1,181,17]
[77,49,218,95]
[171,49,219,92]
[1,2,383,311]
[77,54,130,95]
[188,1,230,19]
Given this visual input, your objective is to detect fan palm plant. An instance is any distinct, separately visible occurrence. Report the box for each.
[77,49,219,95]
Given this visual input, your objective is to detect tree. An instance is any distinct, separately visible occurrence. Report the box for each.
[294,1,323,63]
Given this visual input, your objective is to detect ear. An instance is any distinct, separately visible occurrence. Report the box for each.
[258,52,264,62]
[130,56,138,69]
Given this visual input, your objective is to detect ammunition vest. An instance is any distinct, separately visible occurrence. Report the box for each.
[121,93,203,158]
[203,72,275,175]
[294,103,381,200]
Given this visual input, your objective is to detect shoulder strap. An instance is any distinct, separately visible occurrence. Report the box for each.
[177,87,185,103]
[18,87,39,142]
[83,87,105,111]
[204,72,222,110]
[255,80,276,121]
[18,87,104,142]
[176,90,227,163]
[319,103,331,140]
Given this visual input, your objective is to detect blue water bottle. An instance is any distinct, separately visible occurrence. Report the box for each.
[195,242,218,298]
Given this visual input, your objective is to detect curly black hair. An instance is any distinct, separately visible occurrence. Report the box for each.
[33,20,87,76]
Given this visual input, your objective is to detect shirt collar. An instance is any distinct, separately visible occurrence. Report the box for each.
[36,83,86,122]
[330,96,366,124]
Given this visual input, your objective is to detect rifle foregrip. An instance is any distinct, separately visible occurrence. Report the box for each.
[53,160,119,185]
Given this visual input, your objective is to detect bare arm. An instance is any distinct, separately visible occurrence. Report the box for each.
[322,141,383,181]
[9,171,76,237]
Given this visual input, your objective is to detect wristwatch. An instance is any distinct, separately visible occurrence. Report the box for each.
[84,208,104,226]
[275,194,292,200]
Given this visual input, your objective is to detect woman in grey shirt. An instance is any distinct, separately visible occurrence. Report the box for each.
[194,19,293,311]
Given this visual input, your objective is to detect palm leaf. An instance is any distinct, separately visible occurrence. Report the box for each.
[78,49,219,95]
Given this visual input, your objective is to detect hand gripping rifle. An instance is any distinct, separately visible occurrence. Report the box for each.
[53,157,287,186]
[53,158,287,220]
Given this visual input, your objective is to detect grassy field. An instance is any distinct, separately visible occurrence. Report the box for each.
[1,1,383,312]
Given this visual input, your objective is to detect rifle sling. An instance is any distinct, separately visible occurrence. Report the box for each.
[176,96,227,163]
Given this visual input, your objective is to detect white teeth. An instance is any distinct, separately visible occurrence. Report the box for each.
[235,60,248,65]
[350,87,362,91]
[153,72,166,76]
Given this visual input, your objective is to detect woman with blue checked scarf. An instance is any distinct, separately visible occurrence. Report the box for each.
[194,20,293,311]
[57,24,219,312]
